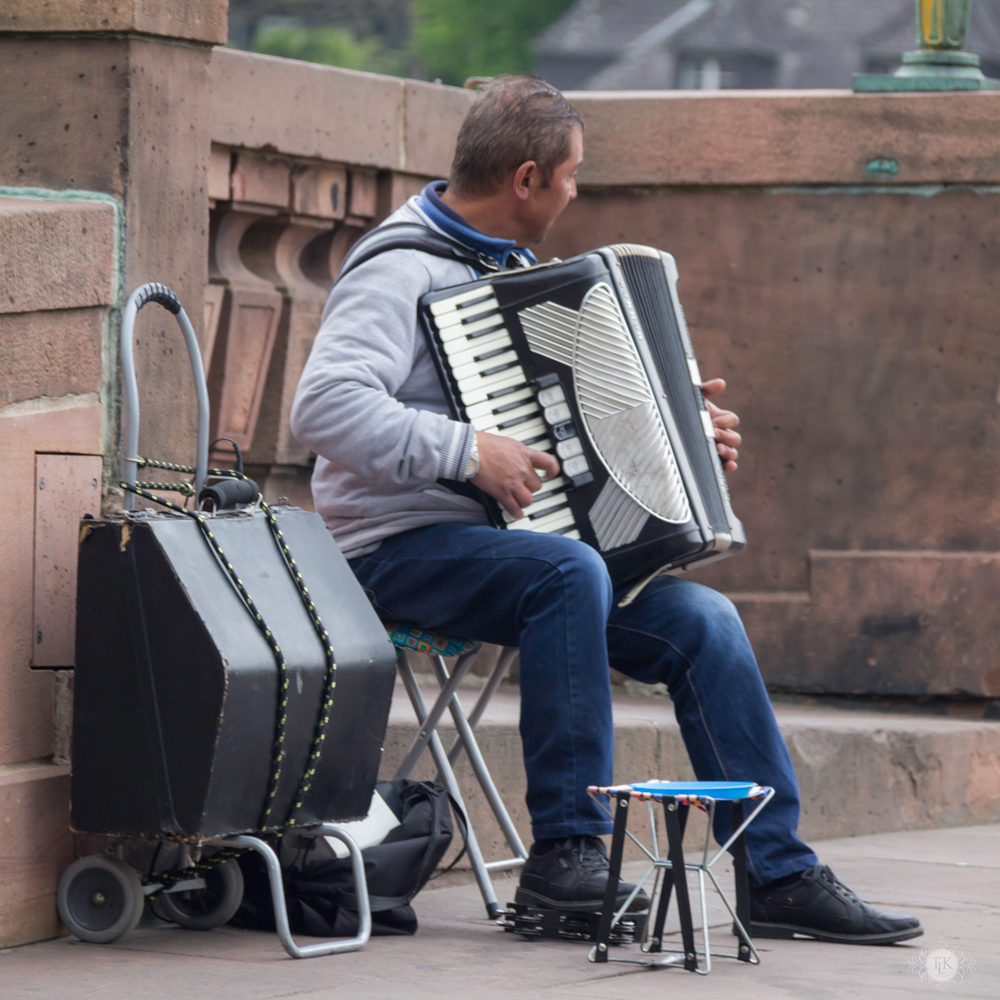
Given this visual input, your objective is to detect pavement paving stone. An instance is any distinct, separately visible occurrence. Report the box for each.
[2,825,997,1000]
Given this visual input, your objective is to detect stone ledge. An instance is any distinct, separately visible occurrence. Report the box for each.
[0,197,116,315]
[382,687,1000,863]
[0,0,228,45]
[569,89,1000,187]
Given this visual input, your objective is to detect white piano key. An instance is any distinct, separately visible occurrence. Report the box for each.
[437,311,505,341]
[460,371,528,405]
[503,417,546,442]
[537,384,565,407]
[562,455,590,478]
[543,401,572,425]
[451,350,519,383]
[457,363,526,395]
[534,476,566,494]
[506,507,577,533]
[430,287,496,316]
[442,329,512,362]
[501,489,569,521]
[687,357,703,386]
[562,529,582,540]
[556,437,583,460]
[464,386,533,420]
[473,402,540,432]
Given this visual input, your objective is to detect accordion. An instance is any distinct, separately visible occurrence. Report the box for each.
[419,244,745,591]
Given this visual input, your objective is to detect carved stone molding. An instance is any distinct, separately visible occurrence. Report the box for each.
[206,209,284,456]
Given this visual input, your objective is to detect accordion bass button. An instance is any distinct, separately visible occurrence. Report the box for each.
[556,438,583,460]
[537,385,565,407]
[562,455,590,478]
[543,402,572,425]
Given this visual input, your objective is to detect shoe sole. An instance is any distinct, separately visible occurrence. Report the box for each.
[515,888,649,914]
[740,920,924,945]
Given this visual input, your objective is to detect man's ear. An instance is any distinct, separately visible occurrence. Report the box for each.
[512,160,538,202]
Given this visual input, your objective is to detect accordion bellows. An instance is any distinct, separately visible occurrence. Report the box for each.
[420,244,745,588]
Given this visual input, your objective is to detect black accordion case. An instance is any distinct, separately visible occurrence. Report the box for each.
[419,244,745,588]
[71,505,397,841]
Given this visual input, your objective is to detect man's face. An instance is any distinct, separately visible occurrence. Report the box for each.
[526,126,583,244]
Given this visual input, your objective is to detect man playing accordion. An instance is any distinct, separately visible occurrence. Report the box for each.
[291,75,920,945]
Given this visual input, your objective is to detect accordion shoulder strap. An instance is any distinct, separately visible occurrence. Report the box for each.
[335,222,495,284]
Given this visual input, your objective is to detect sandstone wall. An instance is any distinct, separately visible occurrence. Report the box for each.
[3,16,1000,948]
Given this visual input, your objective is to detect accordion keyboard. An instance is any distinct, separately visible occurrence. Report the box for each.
[429,286,582,540]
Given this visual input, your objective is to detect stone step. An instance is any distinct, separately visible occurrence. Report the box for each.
[382,685,1000,865]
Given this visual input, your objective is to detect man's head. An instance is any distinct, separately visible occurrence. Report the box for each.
[444,75,584,245]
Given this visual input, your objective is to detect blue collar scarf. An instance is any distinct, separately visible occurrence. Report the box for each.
[417,180,538,269]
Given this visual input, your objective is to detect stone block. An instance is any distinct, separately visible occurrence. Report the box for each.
[402,81,473,178]
[568,91,1000,187]
[0,308,103,407]
[542,184,1000,695]
[0,763,73,949]
[0,0,228,44]
[382,687,1000,867]
[0,198,115,315]
[0,403,102,767]
[211,49,404,170]
[292,164,347,220]
[232,152,290,210]
[735,552,1000,697]
[208,145,231,202]
[348,170,378,219]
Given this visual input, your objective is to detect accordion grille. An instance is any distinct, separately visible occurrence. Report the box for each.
[574,283,690,525]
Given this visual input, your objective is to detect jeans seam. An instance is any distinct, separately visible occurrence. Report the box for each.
[687,670,766,885]
[606,623,694,670]
[610,622,768,883]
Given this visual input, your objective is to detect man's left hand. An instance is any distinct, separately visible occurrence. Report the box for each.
[701,378,741,472]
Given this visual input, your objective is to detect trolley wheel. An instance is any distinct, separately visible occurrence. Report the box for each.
[151,857,244,930]
[57,855,145,943]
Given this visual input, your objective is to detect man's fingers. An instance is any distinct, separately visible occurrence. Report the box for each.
[500,495,525,520]
[715,427,742,449]
[528,447,560,480]
[707,399,740,429]
[701,378,727,399]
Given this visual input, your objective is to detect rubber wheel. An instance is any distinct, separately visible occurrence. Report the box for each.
[150,858,244,930]
[57,855,145,943]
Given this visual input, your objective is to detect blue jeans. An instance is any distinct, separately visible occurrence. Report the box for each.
[351,523,817,885]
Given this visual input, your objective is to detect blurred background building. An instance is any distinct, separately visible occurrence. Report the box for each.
[227,0,1000,89]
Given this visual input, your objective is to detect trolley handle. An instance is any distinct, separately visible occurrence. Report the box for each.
[121,283,209,510]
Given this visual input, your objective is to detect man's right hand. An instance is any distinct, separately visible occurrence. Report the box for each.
[471,431,560,520]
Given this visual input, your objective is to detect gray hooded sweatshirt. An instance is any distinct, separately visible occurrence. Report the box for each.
[290,197,488,558]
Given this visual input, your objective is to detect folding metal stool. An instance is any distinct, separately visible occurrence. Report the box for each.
[587,780,775,974]
[387,625,528,918]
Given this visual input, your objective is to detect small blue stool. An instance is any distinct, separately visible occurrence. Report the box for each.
[587,780,774,974]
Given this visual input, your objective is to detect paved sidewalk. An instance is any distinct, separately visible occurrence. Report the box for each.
[3,825,997,999]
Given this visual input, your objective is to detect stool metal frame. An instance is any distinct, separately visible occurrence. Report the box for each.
[587,782,774,974]
[394,643,528,918]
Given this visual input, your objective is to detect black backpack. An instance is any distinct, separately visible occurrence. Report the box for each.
[231,779,455,937]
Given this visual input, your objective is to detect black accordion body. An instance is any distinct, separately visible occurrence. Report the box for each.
[419,244,745,589]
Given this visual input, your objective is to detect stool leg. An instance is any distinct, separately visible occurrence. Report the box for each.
[648,800,689,953]
[396,656,501,919]
[429,654,528,863]
[664,801,698,973]
[593,792,629,963]
[730,801,753,962]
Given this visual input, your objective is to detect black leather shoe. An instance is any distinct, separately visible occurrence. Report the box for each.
[515,836,650,913]
[743,863,923,944]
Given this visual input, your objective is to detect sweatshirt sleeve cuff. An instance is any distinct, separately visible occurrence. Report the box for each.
[438,421,476,482]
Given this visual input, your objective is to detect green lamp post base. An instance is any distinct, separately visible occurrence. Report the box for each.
[854,50,1000,91]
